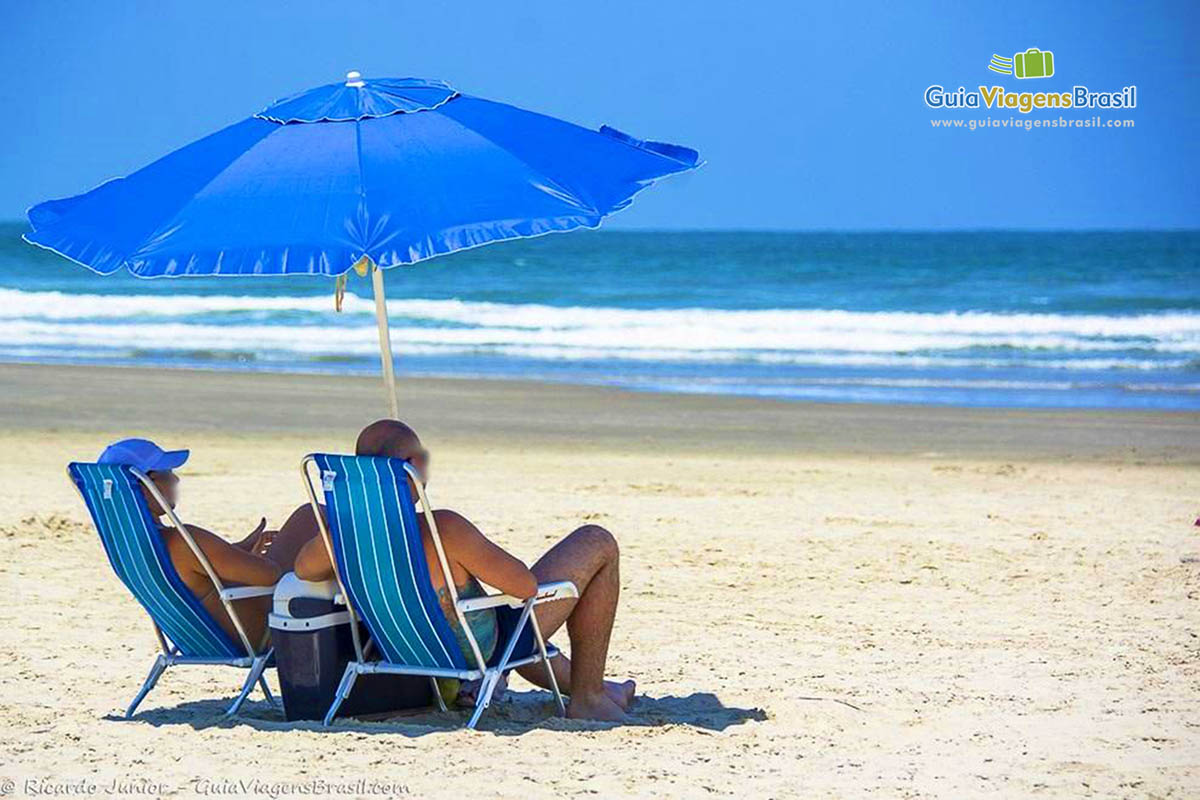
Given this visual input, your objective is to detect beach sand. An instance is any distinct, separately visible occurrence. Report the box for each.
[1,362,1197,798]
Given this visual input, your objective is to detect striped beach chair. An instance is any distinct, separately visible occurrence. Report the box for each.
[301,454,578,728]
[67,462,278,718]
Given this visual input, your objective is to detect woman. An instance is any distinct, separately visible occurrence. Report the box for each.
[99,438,317,650]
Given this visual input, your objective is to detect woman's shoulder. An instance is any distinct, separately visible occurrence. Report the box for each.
[157,524,204,578]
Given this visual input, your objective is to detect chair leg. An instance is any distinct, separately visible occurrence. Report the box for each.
[258,675,278,706]
[466,600,533,729]
[530,616,567,717]
[429,677,447,712]
[125,654,168,719]
[226,654,269,717]
[322,664,360,726]
[466,670,502,730]
[256,648,279,707]
[542,655,567,717]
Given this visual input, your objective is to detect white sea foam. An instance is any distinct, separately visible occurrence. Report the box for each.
[3,286,1200,338]
[1,288,1197,368]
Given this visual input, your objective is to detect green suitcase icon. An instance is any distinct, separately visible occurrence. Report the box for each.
[1014,48,1054,79]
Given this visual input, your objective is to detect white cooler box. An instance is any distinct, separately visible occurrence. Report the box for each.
[269,572,432,721]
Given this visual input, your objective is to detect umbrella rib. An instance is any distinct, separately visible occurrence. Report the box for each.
[435,112,601,218]
[123,124,280,277]
[352,118,370,264]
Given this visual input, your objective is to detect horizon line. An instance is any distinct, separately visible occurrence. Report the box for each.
[2,220,1198,236]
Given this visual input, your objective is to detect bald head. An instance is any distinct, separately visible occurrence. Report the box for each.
[355,419,423,461]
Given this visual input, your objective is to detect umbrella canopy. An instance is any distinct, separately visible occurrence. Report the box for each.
[25,73,701,414]
[25,74,700,277]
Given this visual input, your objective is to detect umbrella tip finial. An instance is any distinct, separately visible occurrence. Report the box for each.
[345,70,365,87]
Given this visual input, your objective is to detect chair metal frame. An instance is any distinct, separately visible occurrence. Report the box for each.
[68,465,279,718]
[301,455,578,728]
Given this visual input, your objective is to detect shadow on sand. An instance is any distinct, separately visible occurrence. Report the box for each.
[112,689,767,736]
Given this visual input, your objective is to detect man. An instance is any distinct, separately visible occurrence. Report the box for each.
[293,420,634,722]
[98,438,313,649]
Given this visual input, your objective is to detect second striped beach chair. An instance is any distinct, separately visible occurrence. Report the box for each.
[301,453,577,728]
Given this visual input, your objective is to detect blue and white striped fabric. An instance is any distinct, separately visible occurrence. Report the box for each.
[313,454,468,670]
[68,462,241,659]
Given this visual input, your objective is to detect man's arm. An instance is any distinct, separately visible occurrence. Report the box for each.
[435,510,537,599]
[289,507,537,597]
[178,525,282,586]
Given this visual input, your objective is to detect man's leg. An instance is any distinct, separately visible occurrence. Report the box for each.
[512,524,630,720]
[264,504,322,571]
[516,650,635,710]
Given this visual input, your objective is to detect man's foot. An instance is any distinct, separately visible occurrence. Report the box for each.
[604,679,636,710]
[567,690,628,722]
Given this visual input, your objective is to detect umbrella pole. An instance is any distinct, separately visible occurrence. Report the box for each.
[371,265,400,419]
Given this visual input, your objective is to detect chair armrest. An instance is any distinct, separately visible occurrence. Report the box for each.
[219,585,276,601]
[534,580,579,602]
[457,580,579,613]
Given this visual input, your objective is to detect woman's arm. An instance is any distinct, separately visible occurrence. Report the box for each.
[231,517,270,552]
[179,524,282,586]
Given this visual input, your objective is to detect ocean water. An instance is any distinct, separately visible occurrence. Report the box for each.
[2,224,1198,410]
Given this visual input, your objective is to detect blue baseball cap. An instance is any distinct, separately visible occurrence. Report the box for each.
[98,438,189,472]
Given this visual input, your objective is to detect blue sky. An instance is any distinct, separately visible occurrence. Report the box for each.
[1,0,1196,229]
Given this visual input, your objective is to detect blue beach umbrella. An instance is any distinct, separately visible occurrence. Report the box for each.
[25,72,700,415]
